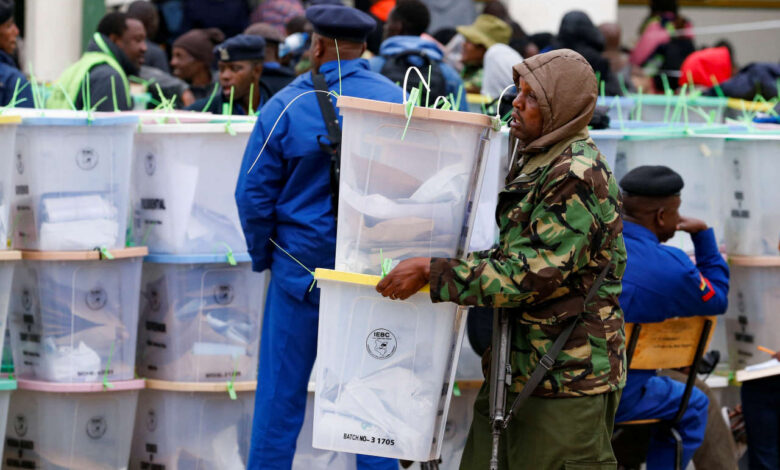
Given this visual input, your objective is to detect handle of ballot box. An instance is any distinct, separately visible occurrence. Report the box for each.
[456,127,492,259]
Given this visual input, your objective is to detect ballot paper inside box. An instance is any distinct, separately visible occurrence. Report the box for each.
[131,123,253,255]
[613,131,726,253]
[4,379,142,470]
[722,135,780,256]
[9,113,137,251]
[130,380,255,470]
[334,96,493,276]
[8,249,145,383]
[725,258,780,370]
[137,254,268,383]
[312,269,466,462]
[0,116,20,250]
[294,391,356,470]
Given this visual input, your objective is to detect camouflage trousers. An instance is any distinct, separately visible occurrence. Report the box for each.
[459,382,621,470]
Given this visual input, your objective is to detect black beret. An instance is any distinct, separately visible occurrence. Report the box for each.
[214,34,266,63]
[619,165,684,197]
[0,0,13,25]
[305,4,376,42]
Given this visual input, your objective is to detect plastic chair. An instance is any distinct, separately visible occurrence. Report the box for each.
[612,316,716,470]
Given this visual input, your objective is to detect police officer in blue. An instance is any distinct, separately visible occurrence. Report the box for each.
[615,165,730,469]
[188,34,272,115]
[235,4,403,469]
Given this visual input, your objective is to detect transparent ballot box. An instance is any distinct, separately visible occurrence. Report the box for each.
[130,379,255,470]
[0,116,21,249]
[3,379,143,470]
[8,248,146,383]
[313,269,466,461]
[10,112,137,251]
[725,257,780,370]
[131,122,254,255]
[722,134,780,256]
[137,253,268,382]
[334,96,493,275]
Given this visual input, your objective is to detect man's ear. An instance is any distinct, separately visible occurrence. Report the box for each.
[108,33,121,45]
[253,62,264,78]
[655,207,667,228]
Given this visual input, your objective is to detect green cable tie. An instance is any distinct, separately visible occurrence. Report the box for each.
[98,246,115,260]
[380,249,393,278]
[201,82,220,113]
[453,382,461,397]
[401,87,420,140]
[221,243,237,266]
[439,100,452,111]
[248,82,255,116]
[334,39,342,96]
[455,86,463,111]
[226,360,238,400]
[102,341,116,390]
[111,76,119,112]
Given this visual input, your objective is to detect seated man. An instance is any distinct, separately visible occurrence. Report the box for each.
[615,165,729,469]
[188,34,269,115]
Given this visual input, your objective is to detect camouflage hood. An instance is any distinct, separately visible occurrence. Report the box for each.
[512,49,597,153]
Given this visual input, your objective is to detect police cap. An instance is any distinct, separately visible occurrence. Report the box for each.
[214,34,266,63]
[619,165,684,197]
[305,4,376,42]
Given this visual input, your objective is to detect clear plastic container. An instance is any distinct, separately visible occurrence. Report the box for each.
[3,378,143,470]
[0,116,21,250]
[455,333,483,381]
[294,391,357,470]
[633,95,726,124]
[131,122,254,255]
[137,253,268,382]
[469,127,509,253]
[8,248,146,383]
[724,257,780,369]
[596,96,635,124]
[10,112,137,251]
[436,384,479,470]
[130,379,255,470]
[722,135,780,256]
[335,96,493,275]
[613,131,726,253]
[0,377,16,462]
[312,268,466,462]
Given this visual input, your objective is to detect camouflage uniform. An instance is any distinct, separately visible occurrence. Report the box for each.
[429,49,627,469]
[430,129,627,397]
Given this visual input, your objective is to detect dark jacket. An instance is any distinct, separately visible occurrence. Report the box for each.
[186,81,272,115]
[261,62,296,97]
[144,40,170,73]
[75,35,139,112]
[0,62,33,108]
[704,62,780,100]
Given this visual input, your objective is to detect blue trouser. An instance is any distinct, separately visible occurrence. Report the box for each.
[615,372,709,469]
[741,375,780,470]
[248,277,398,470]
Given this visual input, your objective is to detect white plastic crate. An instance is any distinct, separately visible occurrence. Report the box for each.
[0,116,20,249]
[8,248,146,383]
[724,257,780,369]
[3,379,142,470]
[130,379,255,470]
[612,131,726,253]
[596,96,635,124]
[334,96,493,275]
[10,112,137,251]
[0,378,15,464]
[633,95,726,124]
[722,135,780,256]
[0,252,20,374]
[131,122,254,255]
[137,253,268,382]
[313,268,466,462]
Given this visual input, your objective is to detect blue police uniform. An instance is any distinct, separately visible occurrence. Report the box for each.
[235,7,404,467]
[616,220,729,469]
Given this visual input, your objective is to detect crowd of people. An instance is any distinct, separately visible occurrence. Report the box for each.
[0,0,777,468]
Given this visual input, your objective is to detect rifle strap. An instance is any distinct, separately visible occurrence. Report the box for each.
[504,261,613,425]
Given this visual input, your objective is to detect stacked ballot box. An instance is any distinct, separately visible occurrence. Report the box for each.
[311,96,494,462]
[136,254,267,383]
[127,117,265,470]
[9,113,137,251]
[130,121,254,255]
[720,132,780,371]
[4,379,143,470]
[130,379,255,470]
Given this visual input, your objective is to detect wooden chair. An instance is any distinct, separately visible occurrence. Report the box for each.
[612,316,716,470]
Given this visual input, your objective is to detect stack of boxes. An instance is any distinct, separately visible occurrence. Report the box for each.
[127,118,267,470]
[3,111,145,469]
